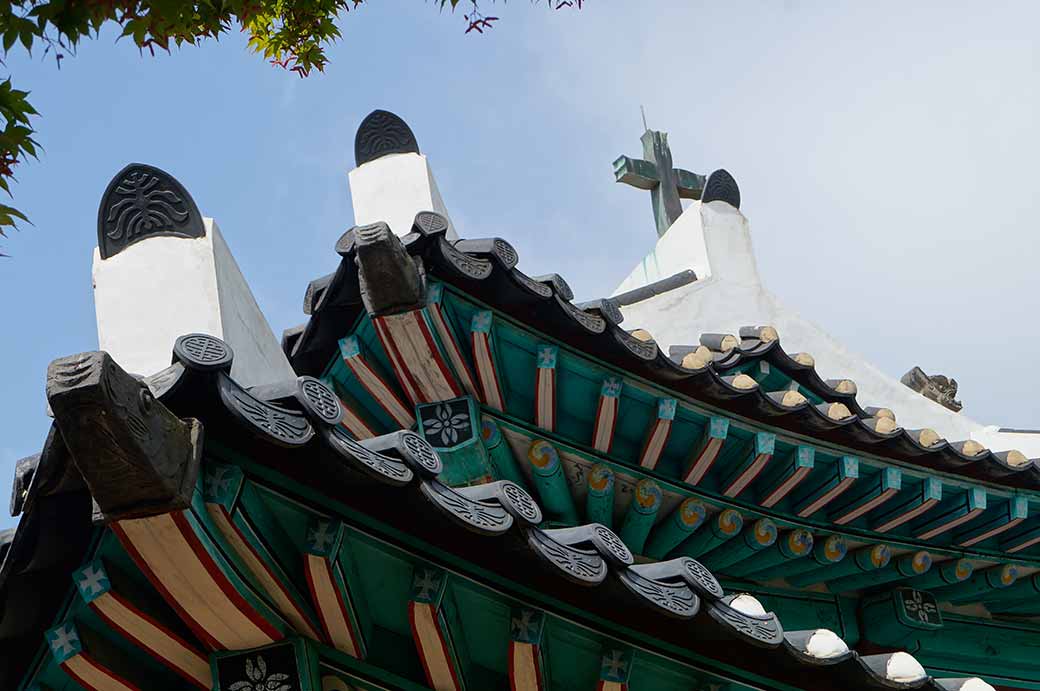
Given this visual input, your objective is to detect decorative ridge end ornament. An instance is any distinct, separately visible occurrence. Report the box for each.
[901,366,963,412]
[354,109,420,167]
[96,163,205,259]
[702,169,741,209]
[45,351,202,522]
[354,221,426,315]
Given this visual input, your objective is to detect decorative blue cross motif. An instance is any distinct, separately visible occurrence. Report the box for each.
[536,345,558,369]
[338,336,361,359]
[601,377,623,398]
[657,398,677,420]
[755,431,776,455]
[471,310,494,334]
[205,466,232,500]
[308,521,338,555]
[601,649,630,682]
[412,569,442,603]
[426,282,444,305]
[75,561,110,602]
[47,623,82,663]
[510,609,543,643]
[709,417,730,439]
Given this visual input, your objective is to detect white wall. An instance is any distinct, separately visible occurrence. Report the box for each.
[348,152,459,240]
[615,202,1038,455]
[93,220,295,386]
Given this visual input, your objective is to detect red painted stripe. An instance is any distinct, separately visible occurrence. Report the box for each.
[429,305,478,397]
[218,506,320,640]
[416,311,464,398]
[373,317,421,405]
[170,511,284,643]
[64,654,141,691]
[723,453,771,497]
[112,521,223,651]
[91,593,209,689]
[343,354,412,428]
[684,437,723,485]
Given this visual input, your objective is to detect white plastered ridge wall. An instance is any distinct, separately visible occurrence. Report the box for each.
[348,152,459,241]
[614,201,1040,457]
[92,219,296,387]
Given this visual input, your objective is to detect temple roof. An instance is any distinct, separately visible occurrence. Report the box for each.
[0,332,994,690]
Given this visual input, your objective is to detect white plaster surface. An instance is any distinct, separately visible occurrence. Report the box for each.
[728,593,767,616]
[886,652,926,682]
[93,219,295,386]
[348,152,459,240]
[805,629,849,659]
[615,201,1040,457]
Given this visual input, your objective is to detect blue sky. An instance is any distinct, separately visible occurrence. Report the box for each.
[1,1,1038,530]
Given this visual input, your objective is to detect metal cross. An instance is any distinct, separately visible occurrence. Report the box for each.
[614,128,706,238]
[78,565,108,596]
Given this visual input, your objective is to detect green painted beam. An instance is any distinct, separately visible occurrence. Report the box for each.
[788,544,891,588]
[644,498,707,560]
[930,564,1020,604]
[828,467,901,525]
[955,495,1028,548]
[791,455,858,519]
[585,464,615,528]
[769,535,847,580]
[480,417,528,488]
[526,439,580,525]
[902,558,973,591]
[619,479,663,555]
[1000,521,1040,555]
[826,551,932,593]
[911,487,986,541]
[699,518,777,573]
[870,478,942,533]
[725,529,813,578]
[978,571,1040,605]
[670,509,743,559]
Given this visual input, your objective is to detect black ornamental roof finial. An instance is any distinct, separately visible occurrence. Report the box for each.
[354,109,420,167]
[96,163,205,260]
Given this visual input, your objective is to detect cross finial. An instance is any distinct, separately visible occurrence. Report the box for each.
[614,127,706,238]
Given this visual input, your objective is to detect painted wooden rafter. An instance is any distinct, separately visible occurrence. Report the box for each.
[792,455,858,518]
[1000,521,1040,554]
[409,567,466,691]
[46,622,143,691]
[112,507,286,651]
[322,376,377,440]
[508,607,547,691]
[912,487,986,540]
[338,336,416,429]
[829,467,902,526]
[201,463,323,642]
[681,417,729,485]
[637,398,677,470]
[597,646,634,691]
[870,478,942,533]
[956,496,1028,547]
[757,445,814,508]
[720,432,775,498]
[372,309,463,405]
[471,310,506,411]
[591,377,623,454]
[72,559,211,689]
[303,518,368,659]
[534,344,558,432]
[426,282,480,399]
